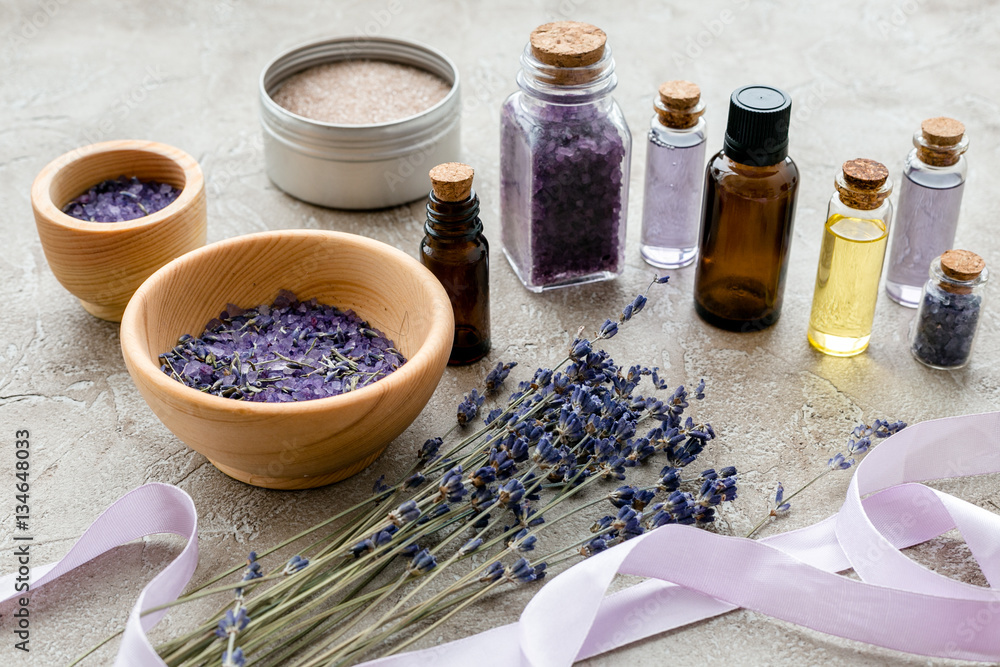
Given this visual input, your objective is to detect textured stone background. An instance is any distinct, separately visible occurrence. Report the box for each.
[1,0,999,665]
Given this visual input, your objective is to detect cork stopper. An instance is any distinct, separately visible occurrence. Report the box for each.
[842,158,889,190]
[941,249,985,281]
[654,80,705,130]
[836,159,892,210]
[921,117,965,147]
[917,117,967,167]
[659,80,701,109]
[429,162,474,202]
[530,21,607,68]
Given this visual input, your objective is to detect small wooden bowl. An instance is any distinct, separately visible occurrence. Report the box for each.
[32,140,207,321]
[119,230,455,489]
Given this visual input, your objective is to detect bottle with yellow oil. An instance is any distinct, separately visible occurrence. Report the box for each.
[807,159,893,356]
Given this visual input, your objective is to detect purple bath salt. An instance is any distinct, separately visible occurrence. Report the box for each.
[62,175,181,222]
[159,290,407,403]
[500,101,629,289]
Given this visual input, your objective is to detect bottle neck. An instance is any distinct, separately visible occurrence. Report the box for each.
[835,173,893,211]
[425,191,482,240]
[654,96,705,130]
[930,258,988,295]
[719,151,790,176]
[516,43,617,104]
[914,130,969,167]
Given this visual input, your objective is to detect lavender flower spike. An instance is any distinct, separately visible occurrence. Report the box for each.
[215,607,250,638]
[222,647,246,667]
[283,555,310,575]
[388,500,421,527]
[827,453,854,471]
[773,483,791,513]
[457,389,486,426]
[485,361,517,394]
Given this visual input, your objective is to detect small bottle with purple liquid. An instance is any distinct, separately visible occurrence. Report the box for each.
[640,80,707,269]
[500,21,631,292]
[885,117,969,307]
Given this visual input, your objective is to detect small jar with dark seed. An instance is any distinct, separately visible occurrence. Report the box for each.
[910,249,988,369]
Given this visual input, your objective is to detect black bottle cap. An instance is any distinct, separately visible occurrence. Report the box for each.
[723,85,792,167]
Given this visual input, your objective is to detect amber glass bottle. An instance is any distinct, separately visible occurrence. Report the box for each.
[421,163,491,365]
[694,85,799,332]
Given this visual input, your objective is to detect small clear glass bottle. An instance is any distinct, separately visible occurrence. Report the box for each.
[694,85,799,332]
[420,163,490,366]
[807,159,893,356]
[885,117,969,307]
[500,21,631,292]
[910,250,988,370]
[639,80,707,269]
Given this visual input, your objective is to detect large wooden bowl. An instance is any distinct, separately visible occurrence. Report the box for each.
[120,230,454,489]
[32,140,207,321]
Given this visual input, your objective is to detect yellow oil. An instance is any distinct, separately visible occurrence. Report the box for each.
[807,214,889,356]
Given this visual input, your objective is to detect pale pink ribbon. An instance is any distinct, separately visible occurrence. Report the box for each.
[3,411,999,665]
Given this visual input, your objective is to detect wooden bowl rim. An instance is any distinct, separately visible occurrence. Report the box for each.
[31,139,204,233]
[120,229,454,417]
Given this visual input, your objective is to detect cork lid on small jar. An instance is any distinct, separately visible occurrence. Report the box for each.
[530,21,607,68]
[916,117,967,167]
[842,158,889,190]
[429,162,474,201]
[921,117,965,147]
[836,158,892,210]
[941,249,986,281]
[655,81,705,129]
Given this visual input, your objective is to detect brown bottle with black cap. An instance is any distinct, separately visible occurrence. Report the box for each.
[694,85,799,332]
[420,162,491,365]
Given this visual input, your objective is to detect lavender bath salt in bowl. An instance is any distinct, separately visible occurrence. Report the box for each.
[120,230,454,489]
[32,140,206,321]
[260,36,461,209]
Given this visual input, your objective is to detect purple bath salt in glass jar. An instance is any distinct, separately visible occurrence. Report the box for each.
[885,117,969,307]
[500,21,631,292]
[640,81,707,269]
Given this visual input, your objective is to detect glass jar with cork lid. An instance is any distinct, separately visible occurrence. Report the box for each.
[500,21,631,292]
[807,159,893,357]
[910,249,988,370]
[885,117,969,307]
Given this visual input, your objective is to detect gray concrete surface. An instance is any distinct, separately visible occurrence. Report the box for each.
[2,0,999,665]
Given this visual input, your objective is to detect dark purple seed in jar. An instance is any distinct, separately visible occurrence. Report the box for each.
[911,288,981,368]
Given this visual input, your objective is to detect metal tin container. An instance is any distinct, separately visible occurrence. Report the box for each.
[260,37,461,210]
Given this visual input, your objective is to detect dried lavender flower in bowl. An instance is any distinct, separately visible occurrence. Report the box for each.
[121,230,454,489]
[160,291,407,402]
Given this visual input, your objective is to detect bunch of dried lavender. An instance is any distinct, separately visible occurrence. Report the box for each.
[81,277,739,667]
